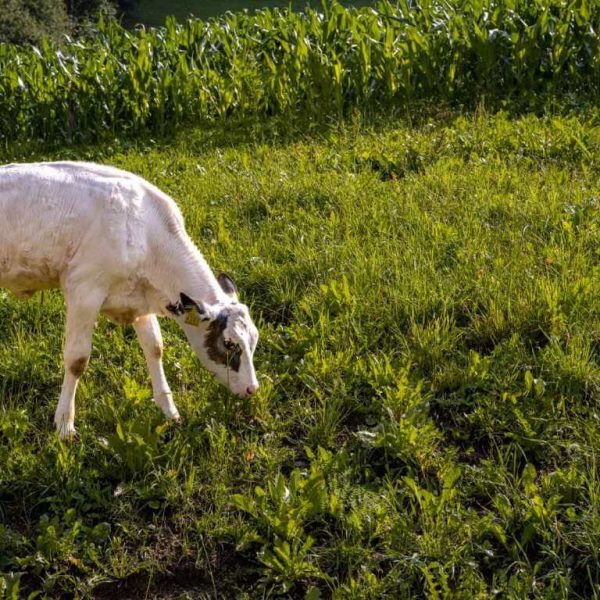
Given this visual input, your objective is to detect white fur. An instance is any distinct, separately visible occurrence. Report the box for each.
[0,161,259,439]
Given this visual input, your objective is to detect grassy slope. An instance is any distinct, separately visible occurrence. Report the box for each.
[2,112,600,597]
[133,0,374,25]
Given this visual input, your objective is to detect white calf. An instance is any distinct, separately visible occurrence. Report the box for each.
[0,161,259,439]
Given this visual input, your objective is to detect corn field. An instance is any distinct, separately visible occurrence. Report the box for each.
[1,0,599,144]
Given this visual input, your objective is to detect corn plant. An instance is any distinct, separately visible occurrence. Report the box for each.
[1,0,599,146]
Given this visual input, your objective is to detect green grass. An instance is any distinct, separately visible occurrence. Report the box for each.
[3,110,600,597]
[132,0,374,26]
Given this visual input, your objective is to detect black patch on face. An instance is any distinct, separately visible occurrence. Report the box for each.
[204,312,241,372]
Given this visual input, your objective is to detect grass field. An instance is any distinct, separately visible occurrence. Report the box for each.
[132,0,374,25]
[2,110,600,597]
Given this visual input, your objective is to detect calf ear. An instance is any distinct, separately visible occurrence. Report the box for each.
[217,273,238,300]
[166,293,212,322]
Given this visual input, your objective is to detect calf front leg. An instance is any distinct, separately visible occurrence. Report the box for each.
[54,287,104,440]
[133,314,180,422]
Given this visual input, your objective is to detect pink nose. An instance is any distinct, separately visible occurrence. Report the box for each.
[246,384,258,397]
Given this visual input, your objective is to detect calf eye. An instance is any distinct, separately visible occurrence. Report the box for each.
[224,340,236,351]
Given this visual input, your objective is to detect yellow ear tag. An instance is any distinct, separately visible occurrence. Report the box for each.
[184,310,201,327]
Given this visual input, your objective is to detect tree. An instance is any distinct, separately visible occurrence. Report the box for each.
[0,0,117,45]
[0,0,71,44]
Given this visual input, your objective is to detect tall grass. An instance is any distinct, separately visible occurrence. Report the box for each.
[1,0,599,145]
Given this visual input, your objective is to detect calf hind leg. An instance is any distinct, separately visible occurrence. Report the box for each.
[133,314,180,422]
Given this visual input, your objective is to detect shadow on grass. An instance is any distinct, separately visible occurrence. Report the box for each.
[0,101,470,165]
[91,557,257,600]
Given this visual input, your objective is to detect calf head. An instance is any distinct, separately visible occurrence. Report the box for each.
[167,273,259,398]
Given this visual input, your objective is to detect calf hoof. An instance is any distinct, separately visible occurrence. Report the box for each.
[154,392,180,422]
[56,422,77,441]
